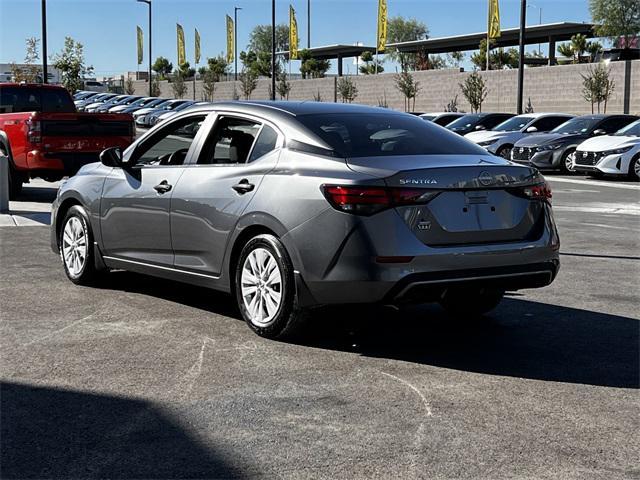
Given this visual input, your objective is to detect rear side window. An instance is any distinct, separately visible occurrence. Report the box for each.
[480,115,512,130]
[198,116,261,164]
[297,113,486,158]
[532,116,571,132]
[0,86,75,113]
[248,125,279,162]
[598,117,637,134]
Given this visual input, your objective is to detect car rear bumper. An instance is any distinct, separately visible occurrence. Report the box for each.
[23,150,102,176]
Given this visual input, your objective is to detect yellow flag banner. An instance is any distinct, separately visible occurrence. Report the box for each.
[226,15,234,64]
[177,23,186,66]
[195,28,201,64]
[377,0,388,52]
[136,26,143,65]
[289,5,298,60]
[488,0,501,39]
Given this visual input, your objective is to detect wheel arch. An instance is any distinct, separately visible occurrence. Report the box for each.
[54,196,84,248]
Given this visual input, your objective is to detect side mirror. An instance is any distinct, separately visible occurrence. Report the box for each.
[475,125,486,131]
[526,126,538,133]
[593,129,606,136]
[100,147,124,167]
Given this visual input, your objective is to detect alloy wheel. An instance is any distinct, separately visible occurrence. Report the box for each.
[564,152,575,172]
[498,147,512,159]
[241,247,283,326]
[634,159,640,179]
[62,216,88,277]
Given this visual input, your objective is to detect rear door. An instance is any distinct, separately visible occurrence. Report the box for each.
[100,113,208,266]
[170,113,283,276]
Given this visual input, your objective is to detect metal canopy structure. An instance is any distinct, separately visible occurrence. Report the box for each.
[278,44,377,76]
[387,22,595,65]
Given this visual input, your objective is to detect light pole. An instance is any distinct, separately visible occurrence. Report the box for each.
[41,0,47,83]
[517,0,527,114]
[527,3,542,55]
[234,6,242,81]
[271,0,276,100]
[137,0,152,97]
[307,0,310,49]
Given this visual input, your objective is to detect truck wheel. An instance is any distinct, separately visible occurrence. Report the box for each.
[439,287,504,317]
[59,205,99,285]
[235,234,308,339]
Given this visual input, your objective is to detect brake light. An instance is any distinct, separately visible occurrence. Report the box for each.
[322,185,439,216]
[523,182,552,201]
[26,116,41,144]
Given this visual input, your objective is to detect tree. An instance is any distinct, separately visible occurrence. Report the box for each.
[152,56,173,79]
[205,56,229,81]
[359,51,384,75]
[248,24,291,70]
[52,37,93,94]
[125,77,136,95]
[471,39,519,70]
[240,50,277,78]
[177,62,196,79]
[299,49,331,79]
[201,70,216,101]
[415,52,447,70]
[337,76,358,103]
[276,72,291,100]
[460,71,488,113]
[386,16,429,71]
[150,76,161,97]
[312,89,322,102]
[239,68,258,100]
[394,71,421,112]
[525,97,535,113]
[447,51,465,68]
[10,37,41,83]
[582,63,616,113]
[171,72,187,98]
[589,0,640,48]
[444,94,459,112]
[557,34,601,64]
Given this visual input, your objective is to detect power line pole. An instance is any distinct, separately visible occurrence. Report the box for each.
[307,0,310,48]
[517,0,527,114]
[41,0,48,83]
[234,7,242,81]
[137,0,152,97]
[271,0,276,100]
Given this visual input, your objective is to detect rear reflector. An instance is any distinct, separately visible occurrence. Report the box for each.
[322,185,439,216]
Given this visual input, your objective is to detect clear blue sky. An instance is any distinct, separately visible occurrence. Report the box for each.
[0,0,594,77]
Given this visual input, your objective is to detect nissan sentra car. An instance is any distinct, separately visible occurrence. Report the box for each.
[51,102,560,339]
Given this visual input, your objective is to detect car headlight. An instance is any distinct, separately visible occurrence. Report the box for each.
[478,139,498,147]
[537,143,564,151]
[602,146,633,156]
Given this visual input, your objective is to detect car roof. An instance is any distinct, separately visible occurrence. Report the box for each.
[192,101,400,117]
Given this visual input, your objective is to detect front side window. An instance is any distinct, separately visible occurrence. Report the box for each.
[133,115,206,166]
[198,116,261,164]
[598,117,637,134]
[615,119,640,137]
[297,113,486,158]
[552,117,600,134]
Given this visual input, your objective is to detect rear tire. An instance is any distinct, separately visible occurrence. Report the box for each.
[439,287,504,317]
[235,234,308,339]
[59,205,99,285]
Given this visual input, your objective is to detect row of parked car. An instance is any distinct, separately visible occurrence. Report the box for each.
[420,111,640,180]
[73,91,208,128]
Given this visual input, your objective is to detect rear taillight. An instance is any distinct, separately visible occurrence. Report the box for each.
[26,116,41,144]
[523,182,552,201]
[322,185,439,216]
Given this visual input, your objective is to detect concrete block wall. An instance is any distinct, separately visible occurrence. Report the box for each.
[131,60,639,116]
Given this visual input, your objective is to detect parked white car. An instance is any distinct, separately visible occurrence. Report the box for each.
[465,113,574,158]
[572,119,640,180]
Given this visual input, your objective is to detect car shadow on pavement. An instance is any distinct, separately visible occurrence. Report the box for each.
[0,381,249,479]
[14,184,59,204]
[96,271,639,390]
[296,298,640,389]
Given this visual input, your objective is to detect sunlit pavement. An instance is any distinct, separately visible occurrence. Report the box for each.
[1,175,638,478]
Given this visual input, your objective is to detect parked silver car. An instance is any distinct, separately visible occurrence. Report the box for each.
[51,102,560,339]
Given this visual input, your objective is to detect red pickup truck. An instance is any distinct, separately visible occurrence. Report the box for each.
[0,83,135,198]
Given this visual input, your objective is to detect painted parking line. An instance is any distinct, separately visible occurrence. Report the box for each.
[553,205,640,216]
[547,177,640,191]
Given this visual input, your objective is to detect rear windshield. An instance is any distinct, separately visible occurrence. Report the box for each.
[297,113,486,158]
[0,86,76,113]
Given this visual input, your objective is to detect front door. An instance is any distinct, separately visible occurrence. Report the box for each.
[100,113,208,266]
[170,114,283,277]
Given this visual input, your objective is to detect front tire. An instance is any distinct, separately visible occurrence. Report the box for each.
[59,205,99,285]
[629,155,640,181]
[439,287,504,317]
[235,234,307,339]
[496,145,512,160]
[560,149,576,173]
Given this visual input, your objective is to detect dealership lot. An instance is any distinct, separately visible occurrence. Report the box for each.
[1,177,638,478]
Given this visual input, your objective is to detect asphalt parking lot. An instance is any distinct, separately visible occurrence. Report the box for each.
[1,175,639,479]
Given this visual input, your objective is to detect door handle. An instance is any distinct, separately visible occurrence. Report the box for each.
[232,179,255,194]
[154,180,172,194]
